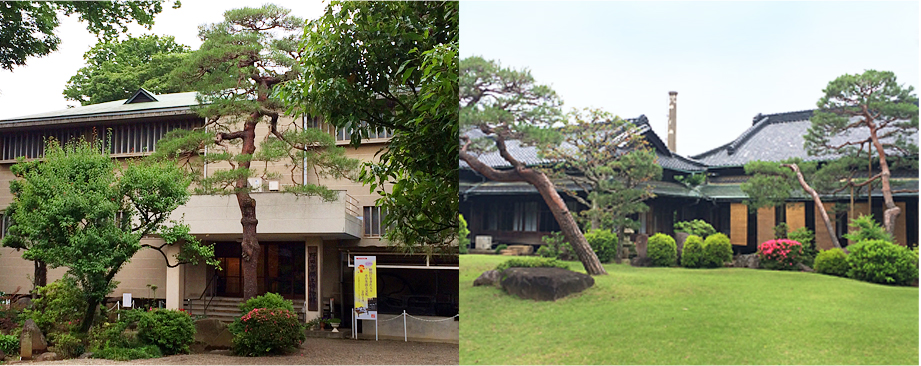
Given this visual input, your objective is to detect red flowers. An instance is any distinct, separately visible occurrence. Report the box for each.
[758,239,805,270]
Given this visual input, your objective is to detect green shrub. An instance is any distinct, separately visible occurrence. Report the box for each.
[703,233,733,268]
[814,248,849,277]
[846,239,918,286]
[239,292,295,314]
[24,275,86,336]
[0,333,18,357]
[647,233,677,267]
[87,309,146,351]
[496,257,570,272]
[494,244,508,254]
[674,219,716,238]
[538,232,574,260]
[137,309,195,355]
[680,235,705,268]
[584,229,618,263]
[843,215,893,243]
[230,308,305,356]
[459,214,470,254]
[788,227,816,266]
[92,345,162,361]
[50,332,85,359]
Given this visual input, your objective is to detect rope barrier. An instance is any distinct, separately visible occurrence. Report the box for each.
[405,313,459,322]
[377,314,404,322]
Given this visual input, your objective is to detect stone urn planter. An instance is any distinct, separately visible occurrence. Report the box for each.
[328,319,341,333]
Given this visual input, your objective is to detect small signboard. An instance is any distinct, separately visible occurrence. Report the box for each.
[354,256,377,320]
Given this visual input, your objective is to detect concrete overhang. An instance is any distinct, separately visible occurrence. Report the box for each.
[170,191,362,240]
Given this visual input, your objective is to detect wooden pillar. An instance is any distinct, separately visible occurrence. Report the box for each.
[730,203,747,246]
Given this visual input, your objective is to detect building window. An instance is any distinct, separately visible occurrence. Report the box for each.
[304,116,322,130]
[336,122,393,142]
[0,211,9,239]
[363,206,387,237]
[0,119,201,160]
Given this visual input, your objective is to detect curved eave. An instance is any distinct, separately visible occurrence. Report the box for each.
[0,106,196,130]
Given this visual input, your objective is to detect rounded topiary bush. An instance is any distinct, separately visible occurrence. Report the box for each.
[239,292,295,314]
[584,229,618,263]
[846,239,918,286]
[647,233,677,267]
[703,233,733,268]
[814,248,849,277]
[758,239,805,271]
[680,235,705,268]
[136,309,195,355]
[231,308,305,357]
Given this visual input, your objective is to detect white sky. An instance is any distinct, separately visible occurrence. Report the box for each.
[0,0,326,120]
[461,1,920,157]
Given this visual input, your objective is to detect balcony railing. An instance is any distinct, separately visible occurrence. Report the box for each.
[345,194,360,218]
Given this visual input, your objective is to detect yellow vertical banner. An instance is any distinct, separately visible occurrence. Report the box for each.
[354,256,377,320]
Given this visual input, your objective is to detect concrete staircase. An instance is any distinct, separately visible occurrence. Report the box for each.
[183,296,307,323]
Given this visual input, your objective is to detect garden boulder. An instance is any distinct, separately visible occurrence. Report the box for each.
[21,319,47,354]
[34,352,60,361]
[193,318,233,350]
[473,270,500,287]
[500,267,594,301]
[733,253,760,269]
[12,297,32,311]
[634,233,648,258]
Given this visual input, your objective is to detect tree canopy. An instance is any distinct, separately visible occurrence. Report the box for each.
[806,70,918,237]
[277,1,459,254]
[0,1,175,71]
[63,34,192,105]
[460,56,606,275]
[540,108,662,261]
[2,139,214,332]
[154,4,358,300]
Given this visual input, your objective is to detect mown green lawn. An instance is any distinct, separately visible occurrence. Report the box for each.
[460,254,919,365]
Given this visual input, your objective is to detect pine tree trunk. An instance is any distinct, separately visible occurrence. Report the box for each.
[238,119,260,300]
[459,149,607,275]
[868,123,901,240]
[782,163,841,249]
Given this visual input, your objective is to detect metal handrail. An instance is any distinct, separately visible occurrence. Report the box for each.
[188,272,220,316]
[345,193,360,217]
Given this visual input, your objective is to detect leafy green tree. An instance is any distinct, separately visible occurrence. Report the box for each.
[460,56,606,275]
[0,1,175,71]
[540,108,662,262]
[154,4,358,300]
[458,214,470,254]
[278,1,459,254]
[2,139,215,333]
[63,34,192,105]
[806,70,919,238]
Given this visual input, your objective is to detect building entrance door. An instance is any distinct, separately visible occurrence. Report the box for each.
[213,242,305,299]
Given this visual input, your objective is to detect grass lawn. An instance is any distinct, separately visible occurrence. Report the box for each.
[460,254,919,365]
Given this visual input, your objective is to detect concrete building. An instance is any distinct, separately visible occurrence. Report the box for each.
[0,89,458,342]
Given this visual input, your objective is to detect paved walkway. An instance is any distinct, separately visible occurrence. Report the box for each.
[23,338,458,365]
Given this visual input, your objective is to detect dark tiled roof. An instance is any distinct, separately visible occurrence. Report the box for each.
[460,178,703,198]
[460,115,707,172]
[691,110,918,168]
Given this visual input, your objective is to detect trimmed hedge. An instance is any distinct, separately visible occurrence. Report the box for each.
[239,292,295,314]
[814,248,849,277]
[647,233,677,267]
[680,235,705,268]
[846,239,918,286]
[137,309,195,355]
[496,257,570,272]
[231,308,305,356]
[584,229,618,263]
[702,233,733,268]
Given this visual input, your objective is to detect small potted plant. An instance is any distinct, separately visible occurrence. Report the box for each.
[327,317,341,332]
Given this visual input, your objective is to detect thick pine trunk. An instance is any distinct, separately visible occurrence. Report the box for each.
[460,149,607,275]
[867,124,901,240]
[237,119,260,300]
[783,163,841,249]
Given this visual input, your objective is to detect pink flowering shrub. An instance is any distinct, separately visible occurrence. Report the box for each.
[758,239,805,270]
[230,307,305,356]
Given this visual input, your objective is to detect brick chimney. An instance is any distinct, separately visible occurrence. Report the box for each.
[668,91,677,152]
